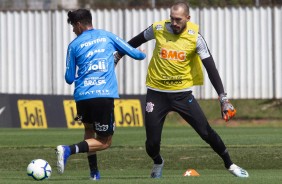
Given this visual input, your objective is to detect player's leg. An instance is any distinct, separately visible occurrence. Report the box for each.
[145,89,170,178]
[56,135,112,176]
[75,100,100,179]
[83,123,99,180]
[56,98,115,179]
[56,100,88,175]
[172,91,248,177]
[85,98,114,180]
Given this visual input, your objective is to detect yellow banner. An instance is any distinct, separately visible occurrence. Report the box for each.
[63,100,83,128]
[62,99,143,128]
[114,99,143,127]
[18,100,47,128]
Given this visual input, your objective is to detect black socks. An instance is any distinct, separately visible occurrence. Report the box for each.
[69,140,89,154]
[220,150,233,169]
[153,154,163,165]
[88,154,98,172]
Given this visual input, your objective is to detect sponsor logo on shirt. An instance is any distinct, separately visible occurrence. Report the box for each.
[84,77,106,86]
[155,24,163,30]
[162,80,183,85]
[160,48,186,61]
[188,29,195,35]
[86,49,105,58]
[80,38,107,48]
[88,59,108,72]
[79,90,110,96]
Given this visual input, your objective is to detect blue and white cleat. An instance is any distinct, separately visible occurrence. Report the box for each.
[228,164,249,178]
[56,145,71,174]
[90,171,101,180]
[150,160,164,178]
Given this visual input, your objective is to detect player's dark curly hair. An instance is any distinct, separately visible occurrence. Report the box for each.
[67,9,92,25]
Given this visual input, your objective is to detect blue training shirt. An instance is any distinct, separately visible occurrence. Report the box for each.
[65,29,146,101]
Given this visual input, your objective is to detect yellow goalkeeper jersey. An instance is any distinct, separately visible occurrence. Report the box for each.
[146,20,204,91]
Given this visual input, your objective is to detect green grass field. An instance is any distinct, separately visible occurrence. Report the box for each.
[0,124,282,184]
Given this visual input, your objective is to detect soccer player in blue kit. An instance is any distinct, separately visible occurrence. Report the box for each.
[56,9,146,180]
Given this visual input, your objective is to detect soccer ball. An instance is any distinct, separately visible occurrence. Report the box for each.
[27,159,52,180]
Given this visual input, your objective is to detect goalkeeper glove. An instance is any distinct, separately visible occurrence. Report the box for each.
[219,93,236,122]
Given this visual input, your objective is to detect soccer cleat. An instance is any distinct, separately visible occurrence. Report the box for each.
[228,164,249,178]
[90,171,101,180]
[56,145,71,174]
[150,160,164,178]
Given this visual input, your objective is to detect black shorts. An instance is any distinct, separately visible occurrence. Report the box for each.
[76,98,115,137]
[145,89,210,140]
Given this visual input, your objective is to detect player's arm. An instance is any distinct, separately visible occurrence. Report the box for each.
[196,33,236,122]
[65,46,76,84]
[111,34,146,60]
[202,56,224,95]
[197,34,224,95]
[114,25,154,64]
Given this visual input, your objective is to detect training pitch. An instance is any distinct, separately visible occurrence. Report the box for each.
[0,125,281,184]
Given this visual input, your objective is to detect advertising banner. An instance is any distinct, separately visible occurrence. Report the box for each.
[0,94,12,127]
[0,94,145,128]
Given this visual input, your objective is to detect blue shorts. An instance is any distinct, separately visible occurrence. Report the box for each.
[76,98,115,137]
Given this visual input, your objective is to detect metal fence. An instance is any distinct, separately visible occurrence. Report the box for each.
[0,7,281,99]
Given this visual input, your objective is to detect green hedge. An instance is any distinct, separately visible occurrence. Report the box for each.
[165,99,282,125]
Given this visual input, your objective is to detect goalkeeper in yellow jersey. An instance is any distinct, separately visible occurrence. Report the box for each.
[115,1,248,178]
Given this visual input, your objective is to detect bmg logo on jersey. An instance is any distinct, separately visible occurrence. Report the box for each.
[160,48,186,61]
[17,100,48,129]
[88,59,108,72]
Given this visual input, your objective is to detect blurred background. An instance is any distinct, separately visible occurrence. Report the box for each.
[0,0,281,127]
[0,0,282,10]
